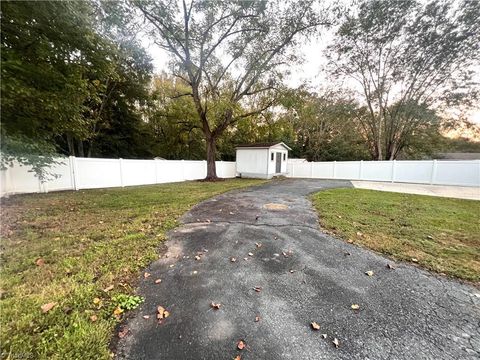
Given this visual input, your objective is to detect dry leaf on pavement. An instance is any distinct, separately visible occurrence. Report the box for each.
[365,270,374,276]
[333,338,340,348]
[157,306,170,319]
[237,340,246,350]
[210,302,221,310]
[351,304,360,310]
[311,322,320,330]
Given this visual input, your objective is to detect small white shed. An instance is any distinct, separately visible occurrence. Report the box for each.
[235,142,291,179]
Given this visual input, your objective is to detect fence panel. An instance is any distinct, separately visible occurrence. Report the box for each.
[435,161,480,186]
[286,159,480,187]
[75,158,122,189]
[360,161,393,182]
[121,159,157,186]
[394,161,432,184]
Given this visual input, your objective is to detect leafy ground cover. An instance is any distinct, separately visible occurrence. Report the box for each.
[312,189,480,282]
[0,179,266,359]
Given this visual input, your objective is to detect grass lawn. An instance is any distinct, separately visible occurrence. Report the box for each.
[311,188,480,282]
[0,179,266,359]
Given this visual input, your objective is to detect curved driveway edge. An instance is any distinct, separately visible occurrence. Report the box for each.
[116,179,480,360]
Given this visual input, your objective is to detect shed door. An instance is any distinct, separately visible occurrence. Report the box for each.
[275,152,282,173]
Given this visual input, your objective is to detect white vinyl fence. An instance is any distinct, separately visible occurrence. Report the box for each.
[0,157,236,196]
[287,159,480,187]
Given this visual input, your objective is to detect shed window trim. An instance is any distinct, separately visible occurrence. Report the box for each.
[271,153,274,161]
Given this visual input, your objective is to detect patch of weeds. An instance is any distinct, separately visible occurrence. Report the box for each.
[112,294,144,312]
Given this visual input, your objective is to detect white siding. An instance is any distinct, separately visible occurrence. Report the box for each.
[235,148,268,178]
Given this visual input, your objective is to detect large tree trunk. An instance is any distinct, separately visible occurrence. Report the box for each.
[205,136,218,180]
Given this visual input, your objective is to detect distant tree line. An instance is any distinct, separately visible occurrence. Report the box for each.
[1,0,479,179]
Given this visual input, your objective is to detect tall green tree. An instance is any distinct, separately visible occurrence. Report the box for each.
[135,0,330,179]
[329,0,480,160]
[1,0,154,177]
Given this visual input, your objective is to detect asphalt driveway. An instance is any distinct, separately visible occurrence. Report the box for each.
[116,179,480,360]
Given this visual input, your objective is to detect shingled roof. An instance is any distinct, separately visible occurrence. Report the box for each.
[235,142,291,150]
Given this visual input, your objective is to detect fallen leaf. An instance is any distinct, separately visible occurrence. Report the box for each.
[356,231,363,237]
[311,322,320,330]
[195,255,201,260]
[154,279,162,284]
[41,302,57,313]
[248,252,253,256]
[289,269,296,273]
[237,340,246,350]
[234,356,241,360]
[113,307,123,316]
[157,306,170,319]
[243,257,248,261]
[365,270,374,276]
[35,258,45,266]
[169,264,175,268]
[103,285,114,292]
[90,315,98,322]
[255,316,260,322]
[255,243,262,248]
[321,334,327,339]
[333,338,340,348]
[229,212,235,215]
[230,257,237,262]
[337,215,342,219]
[254,286,262,292]
[411,258,419,263]
[347,239,354,244]
[426,235,433,240]
[143,315,150,319]
[118,326,129,338]
[210,302,221,310]
[351,304,360,310]
[93,297,101,305]
[193,271,198,274]
[144,272,151,279]
[386,263,395,270]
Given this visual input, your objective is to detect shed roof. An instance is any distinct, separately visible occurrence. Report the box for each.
[235,142,291,150]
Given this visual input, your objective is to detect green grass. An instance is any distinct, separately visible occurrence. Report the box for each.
[0,179,266,359]
[311,189,480,282]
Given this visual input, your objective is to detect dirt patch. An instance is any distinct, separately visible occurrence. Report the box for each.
[263,203,288,210]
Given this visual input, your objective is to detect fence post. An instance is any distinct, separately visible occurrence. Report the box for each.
[72,156,80,190]
[119,158,124,187]
[68,156,76,190]
[430,160,437,185]
[333,161,337,179]
[359,160,363,180]
[391,160,396,183]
